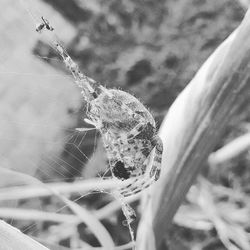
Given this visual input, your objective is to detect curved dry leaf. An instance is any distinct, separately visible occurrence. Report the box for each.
[137,8,250,250]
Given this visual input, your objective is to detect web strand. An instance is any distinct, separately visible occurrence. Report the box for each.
[11,1,139,247]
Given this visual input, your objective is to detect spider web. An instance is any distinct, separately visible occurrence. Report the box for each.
[0,0,137,248]
[2,2,250,250]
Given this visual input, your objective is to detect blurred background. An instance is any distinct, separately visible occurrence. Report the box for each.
[1,0,250,249]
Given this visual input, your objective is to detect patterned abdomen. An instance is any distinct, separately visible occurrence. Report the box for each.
[88,89,157,180]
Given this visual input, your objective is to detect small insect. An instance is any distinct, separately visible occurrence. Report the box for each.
[36,17,163,197]
[36,16,54,33]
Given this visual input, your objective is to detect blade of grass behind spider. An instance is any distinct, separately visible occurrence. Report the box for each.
[0,219,49,250]
[0,178,131,201]
[137,8,250,250]
[208,132,250,165]
[0,167,115,250]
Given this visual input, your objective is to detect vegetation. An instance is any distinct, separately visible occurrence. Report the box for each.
[1,1,250,250]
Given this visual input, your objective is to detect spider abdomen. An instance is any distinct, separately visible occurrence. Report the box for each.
[87,88,159,182]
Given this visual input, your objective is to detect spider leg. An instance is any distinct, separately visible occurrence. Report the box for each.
[112,190,136,223]
[120,174,154,197]
[119,136,163,197]
[127,122,148,141]
[149,135,163,181]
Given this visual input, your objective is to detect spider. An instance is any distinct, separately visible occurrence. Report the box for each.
[86,89,163,197]
[36,17,163,197]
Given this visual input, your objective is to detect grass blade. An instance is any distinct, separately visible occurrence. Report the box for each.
[137,8,250,250]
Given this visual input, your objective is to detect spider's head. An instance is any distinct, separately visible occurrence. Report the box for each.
[113,161,130,180]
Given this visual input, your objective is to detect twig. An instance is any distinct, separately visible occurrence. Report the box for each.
[0,178,131,201]
[208,132,250,165]
[0,208,78,224]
